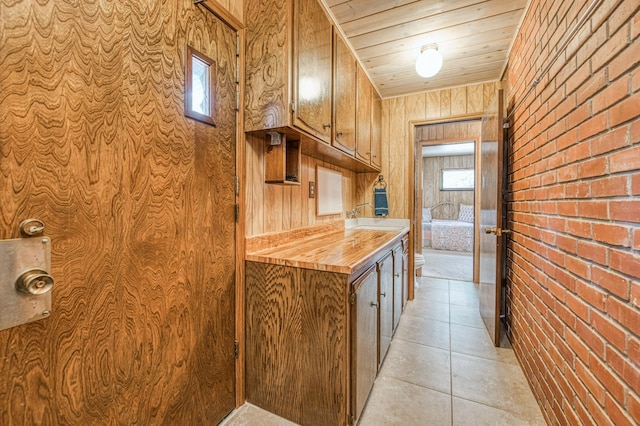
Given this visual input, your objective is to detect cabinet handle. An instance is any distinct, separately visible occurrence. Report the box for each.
[380,292,386,297]
[323,123,331,129]
[366,151,371,157]
[394,273,400,278]
[370,301,379,308]
[337,131,343,137]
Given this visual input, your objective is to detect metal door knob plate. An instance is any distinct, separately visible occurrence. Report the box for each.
[16,269,54,295]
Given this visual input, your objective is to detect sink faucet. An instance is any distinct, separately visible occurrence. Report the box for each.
[346,203,372,218]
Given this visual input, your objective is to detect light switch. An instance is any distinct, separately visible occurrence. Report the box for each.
[309,181,316,198]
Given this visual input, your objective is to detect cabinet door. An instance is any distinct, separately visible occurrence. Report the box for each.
[333,33,357,155]
[293,0,332,143]
[351,266,378,422]
[403,250,409,310]
[392,245,403,332]
[370,92,382,168]
[378,252,393,368]
[355,65,371,162]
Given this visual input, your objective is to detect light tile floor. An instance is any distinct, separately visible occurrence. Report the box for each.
[222,276,546,426]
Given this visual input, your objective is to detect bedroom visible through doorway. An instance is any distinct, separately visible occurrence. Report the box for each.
[415,119,482,283]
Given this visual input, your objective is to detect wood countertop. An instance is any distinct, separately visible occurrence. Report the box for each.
[245,227,409,276]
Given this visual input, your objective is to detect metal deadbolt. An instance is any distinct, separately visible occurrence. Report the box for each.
[16,269,54,295]
[19,219,45,236]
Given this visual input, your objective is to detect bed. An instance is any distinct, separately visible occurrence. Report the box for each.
[422,203,474,252]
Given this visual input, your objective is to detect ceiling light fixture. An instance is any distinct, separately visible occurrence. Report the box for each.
[415,44,443,78]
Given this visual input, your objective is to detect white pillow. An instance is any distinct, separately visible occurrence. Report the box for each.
[422,207,432,222]
[458,204,474,223]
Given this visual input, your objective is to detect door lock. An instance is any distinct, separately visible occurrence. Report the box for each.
[485,227,512,237]
[16,269,54,295]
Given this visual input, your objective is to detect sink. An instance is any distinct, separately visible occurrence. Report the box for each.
[345,218,409,232]
[351,225,405,231]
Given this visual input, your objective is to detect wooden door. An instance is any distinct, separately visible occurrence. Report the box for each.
[351,266,378,423]
[479,90,505,346]
[355,66,372,163]
[0,1,237,423]
[378,253,393,367]
[293,0,332,142]
[333,33,357,156]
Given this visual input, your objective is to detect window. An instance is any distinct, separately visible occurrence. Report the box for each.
[185,45,216,126]
[441,168,474,190]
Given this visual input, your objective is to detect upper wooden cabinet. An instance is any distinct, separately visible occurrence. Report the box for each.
[244,0,380,173]
[371,92,382,169]
[292,0,332,142]
[333,32,357,156]
[355,65,372,163]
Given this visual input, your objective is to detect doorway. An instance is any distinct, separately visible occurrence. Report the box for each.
[414,120,482,284]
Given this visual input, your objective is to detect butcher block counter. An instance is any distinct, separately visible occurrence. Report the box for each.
[245,220,409,426]
[245,220,409,276]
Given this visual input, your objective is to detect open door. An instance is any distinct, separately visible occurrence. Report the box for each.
[479,89,506,346]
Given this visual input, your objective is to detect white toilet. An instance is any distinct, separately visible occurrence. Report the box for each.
[414,253,425,272]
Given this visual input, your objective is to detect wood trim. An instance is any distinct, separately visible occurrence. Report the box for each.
[199,0,244,30]
[235,26,246,407]
[409,114,484,292]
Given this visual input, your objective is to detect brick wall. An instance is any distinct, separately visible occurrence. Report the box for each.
[505,0,639,424]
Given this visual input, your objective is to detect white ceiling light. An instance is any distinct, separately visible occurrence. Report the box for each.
[415,44,443,78]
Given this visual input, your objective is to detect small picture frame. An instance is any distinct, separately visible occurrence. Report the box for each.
[184,45,216,126]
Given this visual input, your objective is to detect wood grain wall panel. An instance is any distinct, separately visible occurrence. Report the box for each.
[387,97,407,219]
[0,1,238,424]
[245,135,357,236]
[467,84,484,113]
[426,91,442,119]
[404,93,426,123]
[451,87,467,116]
[440,89,452,117]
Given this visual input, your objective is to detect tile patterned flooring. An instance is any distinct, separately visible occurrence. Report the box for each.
[222,276,545,426]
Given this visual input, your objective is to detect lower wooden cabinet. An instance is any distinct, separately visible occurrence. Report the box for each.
[377,252,393,368]
[245,237,408,426]
[351,266,378,423]
[392,244,403,332]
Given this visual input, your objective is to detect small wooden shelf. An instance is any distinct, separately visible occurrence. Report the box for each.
[264,133,301,185]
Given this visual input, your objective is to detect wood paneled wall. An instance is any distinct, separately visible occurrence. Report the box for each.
[0,0,239,424]
[245,134,356,236]
[422,154,475,219]
[356,82,500,218]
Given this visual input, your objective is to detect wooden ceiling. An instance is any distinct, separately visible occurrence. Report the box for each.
[323,0,529,98]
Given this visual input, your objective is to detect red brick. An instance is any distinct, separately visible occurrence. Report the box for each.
[592,22,630,73]
[589,351,626,404]
[607,297,640,335]
[633,282,640,309]
[592,266,630,300]
[567,103,591,130]
[578,113,608,141]
[566,291,590,322]
[591,126,629,156]
[578,157,608,178]
[628,391,640,426]
[555,300,577,330]
[610,249,640,279]
[567,219,591,238]
[610,91,640,127]
[604,393,635,426]
[593,75,631,114]
[633,119,640,143]
[609,29,640,80]
[607,347,640,398]
[586,393,610,426]
[565,181,591,198]
[556,234,577,254]
[557,164,577,182]
[610,200,640,223]
[577,240,608,266]
[566,328,589,364]
[577,360,606,405]
[629,336,640,365]
[591,175,629,197]
[577,68,606,104]
[566,255,590,280]
[578,200,609,220]
[590,309,627,353]
[610,145,640,173]
[576,280,608,312]
[565,141,591,163]
[593,223,630,247]
[558,200,578,217]
[633,174,640,196]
